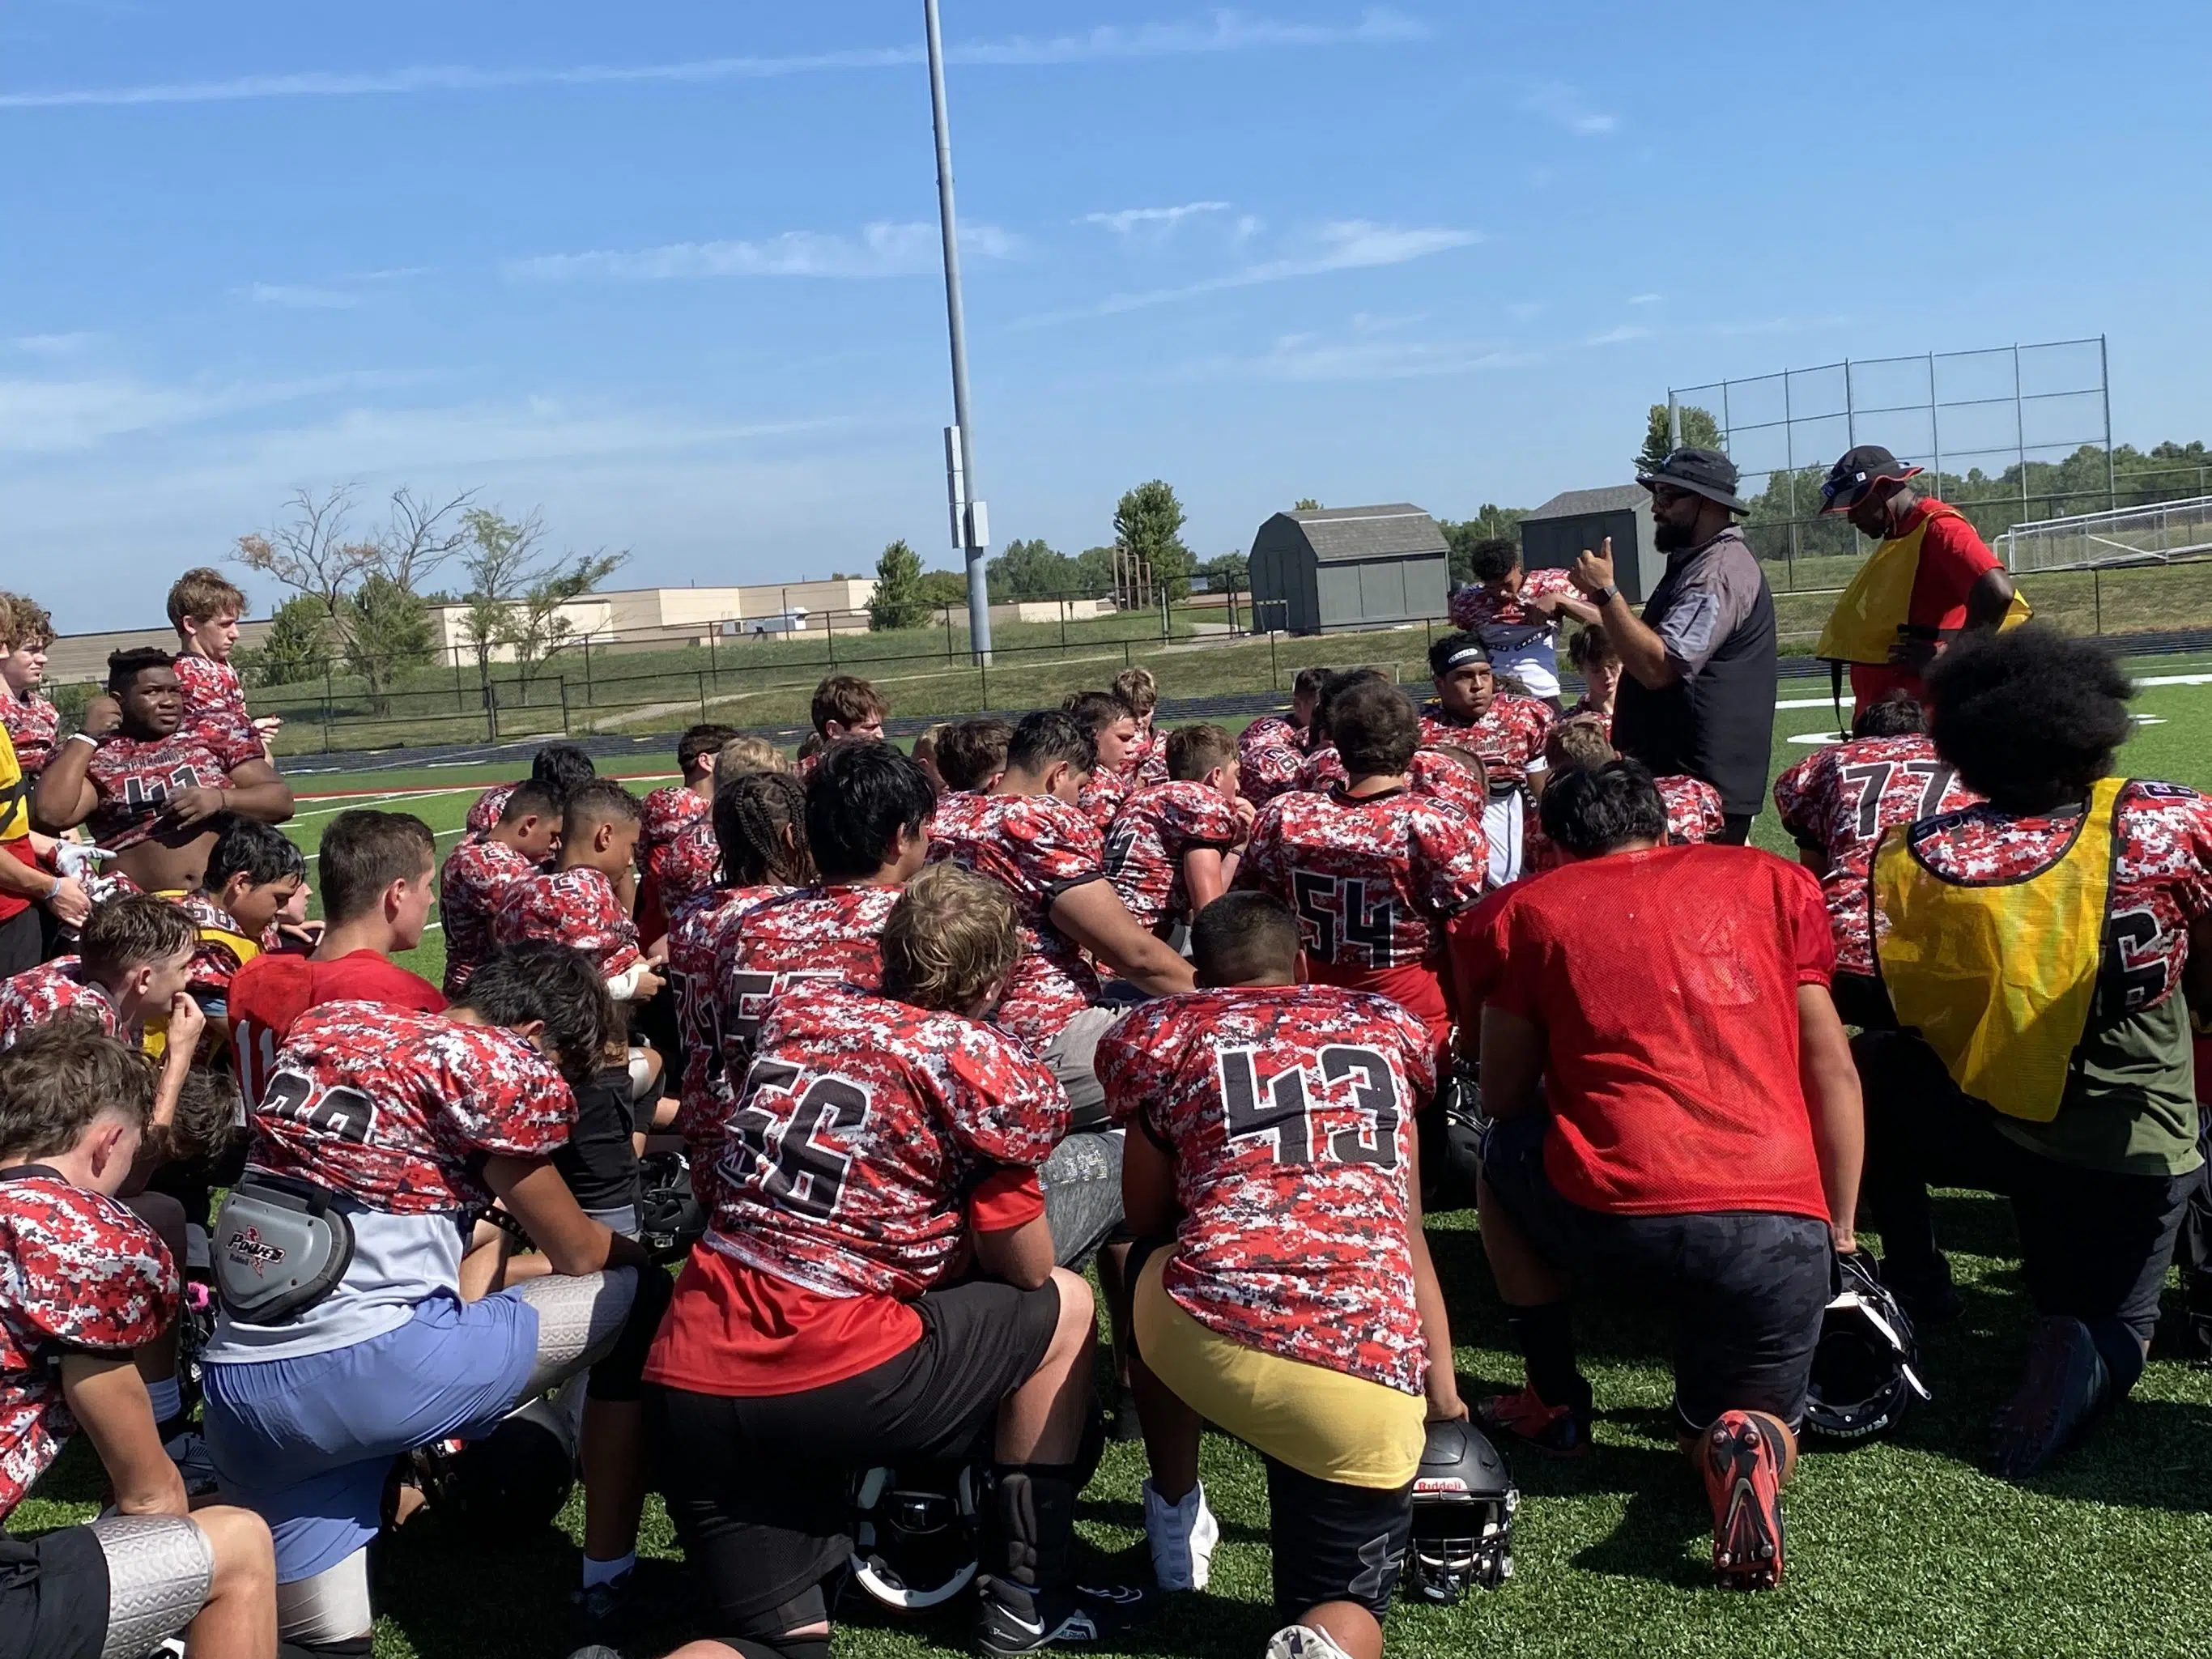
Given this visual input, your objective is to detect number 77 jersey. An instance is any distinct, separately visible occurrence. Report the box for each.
[1098,985,1438,1397]
[1772,734,1980,976]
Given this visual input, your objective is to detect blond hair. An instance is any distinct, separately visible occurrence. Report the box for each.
[1544,715,1616,773]
[1112,666,1159,717]
[713,734,788,791]
[880,863,1022,1012]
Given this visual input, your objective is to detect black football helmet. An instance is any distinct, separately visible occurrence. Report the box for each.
[1803,1250,1932,1443]
[849,1462,983,1611]
[434,1393,579,1532]
[1406,1419,1516,1602]
[636,1151,707,1265]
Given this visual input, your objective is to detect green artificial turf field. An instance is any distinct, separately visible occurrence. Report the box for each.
[17,663,2212,1659]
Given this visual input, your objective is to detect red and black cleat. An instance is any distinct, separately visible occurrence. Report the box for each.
[1703,1410,1785,1591]
[1474,1385,1589,1459]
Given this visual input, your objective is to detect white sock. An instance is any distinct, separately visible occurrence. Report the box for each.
[581,1552,634,1590]
[145,1375,182,1424]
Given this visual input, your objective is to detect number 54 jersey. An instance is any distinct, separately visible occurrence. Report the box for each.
[1099,986,1436,1397]
[707,980,1070,1302]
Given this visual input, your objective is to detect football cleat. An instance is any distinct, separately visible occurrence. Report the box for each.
[1265,1624,1358,1659]
[1991,1315,2111,1481]
[1142,1478,1220,1592]
[1703,1410,1785,1591]
[1475,1385,1589,1458]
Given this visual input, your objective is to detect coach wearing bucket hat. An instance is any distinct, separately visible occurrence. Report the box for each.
[1569,446,1777,843]
[1814,443,2027,719]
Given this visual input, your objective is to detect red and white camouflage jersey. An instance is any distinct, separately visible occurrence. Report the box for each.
[667,885,790,1176]
[927,793,1105,1044]
[1565,695,1614,738]
[0,958,120,1049]
[1410,748,1487,820]
[1447,566,1577,638]
[1292,747,1347,794]
[1237,786,1487,969]
[1136,747,1171,789]
[1237,715,1307,807]
[1419,694,1554,792]
[0,686,58,776]
[466,781,518,837]
[1523,773,1728,877]
[704,979,1067,1301]
[1865,782,2212,1007]
[640,785,712,908]
[1098,986,1433,1394]
[929,789,992,844]
[246,1002,575,1217]
[176,891,264,1000]
[1076,764,1132,833]
[170,653,264,770]
[84,731,232,851]
[716,883,903,1075]
[1104,781,1244,931]
[1773,734,1982,976]
[652,819,723,917]
[492,866,643,979]
[437,835,541,998]
[0,1176,177,1521]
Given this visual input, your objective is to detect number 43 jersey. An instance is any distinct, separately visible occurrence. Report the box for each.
[706,980,1070,1302]
[1100,986,1436,1397]
[208,1002,577,1362]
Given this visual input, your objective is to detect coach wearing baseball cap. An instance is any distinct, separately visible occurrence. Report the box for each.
[1814,443,2027,719]
[1569,446,1777,844]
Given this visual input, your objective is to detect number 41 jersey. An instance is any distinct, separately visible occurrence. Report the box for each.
[1099,985,1436,1396]
[707,980,1069,1303]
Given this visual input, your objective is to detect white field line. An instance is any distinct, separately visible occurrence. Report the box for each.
[300,824,470,864]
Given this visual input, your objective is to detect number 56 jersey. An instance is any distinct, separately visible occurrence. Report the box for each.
[707,980,1070,1303]
[1099,986,1436,1397]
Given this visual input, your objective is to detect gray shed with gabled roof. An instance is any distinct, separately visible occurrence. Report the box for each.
[1248,503,1450,636]
[1519,483,1661,604]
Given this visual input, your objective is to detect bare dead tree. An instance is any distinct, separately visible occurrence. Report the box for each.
[377,485,477,593]
[232,484,373,623]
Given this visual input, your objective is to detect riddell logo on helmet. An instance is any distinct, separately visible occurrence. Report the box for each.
[1414,1477,1473,1494]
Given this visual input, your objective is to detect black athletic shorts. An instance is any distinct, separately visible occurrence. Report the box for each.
[0,1527,108,1659]
[555,1066,641,1219]
[1482,1110,1831,1431]
[1261,1457,1412,1621]
[646,1274,1061,1634]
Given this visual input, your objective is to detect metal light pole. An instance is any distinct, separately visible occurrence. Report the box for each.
[925,0,991,663]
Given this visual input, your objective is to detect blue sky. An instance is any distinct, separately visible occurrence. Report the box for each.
[3,1,2208,631]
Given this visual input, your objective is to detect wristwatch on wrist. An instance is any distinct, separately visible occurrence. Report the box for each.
[1592,583,1619,606]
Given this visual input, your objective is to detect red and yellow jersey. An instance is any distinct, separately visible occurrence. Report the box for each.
[704,979,1066,1301]
[1774,734,1981,976]
[1,1175,177,1522]
[246,1002,572,1218]
[1104,781,1243,931]
[492,866,642,980]
[175,891,266,1006]
[1099,986,1433,1395]
[928,793,1106,1044]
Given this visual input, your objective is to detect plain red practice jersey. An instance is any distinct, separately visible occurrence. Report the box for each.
[1773,734,1981,976]
[928,793,1106,1044]
[1099,986,1434,1395]
[701,979,1066,1302]
[438,835,540,998]
[228,951,446,1112]
[1104,781,1243,932]
[170,653,264,771]
[83,731,232,851]
[0,958,121,1049]
[1,1175,177,1521]
[492,866,643,979]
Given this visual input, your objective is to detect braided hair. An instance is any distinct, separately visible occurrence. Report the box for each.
[714,770,815,888]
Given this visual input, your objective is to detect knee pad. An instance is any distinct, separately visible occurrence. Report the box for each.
[274,1551,373,1647]
[516,1266,640,1397]
[89,1514,214,1659]
[627,1045,661,1104]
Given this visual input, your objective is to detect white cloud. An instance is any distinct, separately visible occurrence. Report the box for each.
[0,368,419,453]
[1628,292,1662,305]
[1083,201,1231,238]
[9,331,99,357]
[0,9,1432,109]
[1585,325,1653,346]
[247,283,361,310]
[508,220,1018,283]
[1020,219,1480,325]
[1521,80,1617,137]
